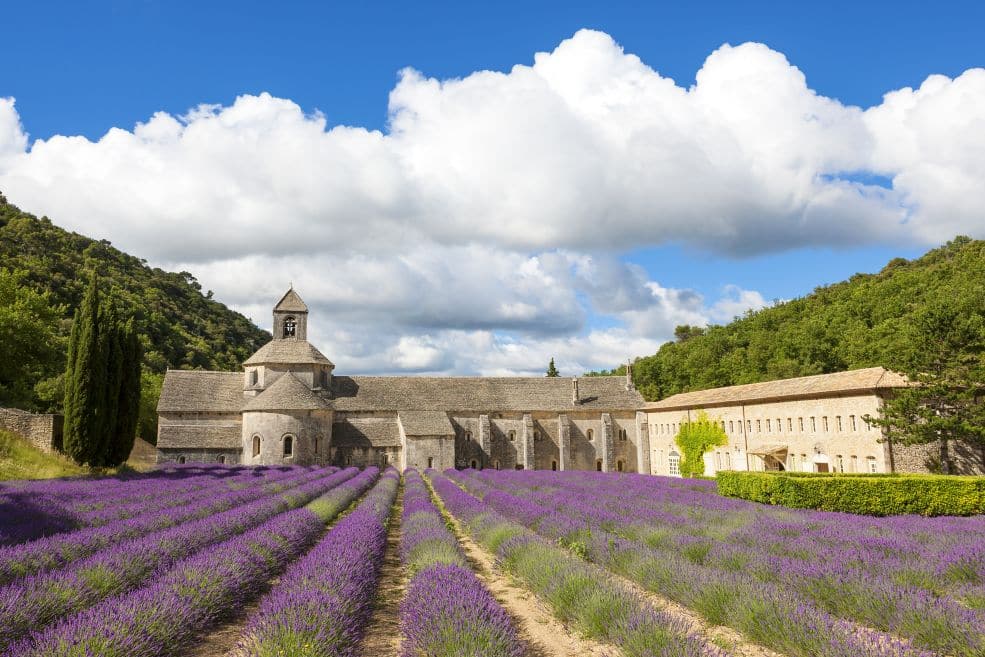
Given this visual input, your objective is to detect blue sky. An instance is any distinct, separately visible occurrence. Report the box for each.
[0,1,982,373]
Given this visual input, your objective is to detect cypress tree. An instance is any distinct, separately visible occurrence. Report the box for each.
[109,319,142,466]
[98,305,123,467]
[546,357,560,377]
[63,274,105,465]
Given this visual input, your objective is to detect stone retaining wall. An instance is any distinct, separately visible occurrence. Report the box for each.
[0,407,63,453]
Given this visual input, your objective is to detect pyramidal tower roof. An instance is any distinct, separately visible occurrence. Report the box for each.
[242,372,331,412]
[274,288,308,313]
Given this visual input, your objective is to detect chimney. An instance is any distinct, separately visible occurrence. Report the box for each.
[625,359,635,391]
[572,377,580,405]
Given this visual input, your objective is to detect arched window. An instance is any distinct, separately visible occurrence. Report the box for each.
[218,455,225,464]
[381,452,389,465]
[177,455,186,464]
[283,435,294,457]
[283,317,297,338]
[587,429,594,441]
[494,460,501,470]
[470,459,477,469]
[465,430,473,442]
[508,431,516,442]
[551,460,558,471]
[616,460,624,472]
[596,459,603,471]
[252,435,261,457]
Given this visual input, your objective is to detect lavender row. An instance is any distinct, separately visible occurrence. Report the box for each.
[235,467,399,657]
[0,466,356,650]
[463,469,985,656]
[0,465,296,545]
[1,469,371,657]
[452,469,963,657]
[400,469,523,657]
[0,465,343,585]
[463,468,985,608]
[426,470,727,657]
[73,465,316,526]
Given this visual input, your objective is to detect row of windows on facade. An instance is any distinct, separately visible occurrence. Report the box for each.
[464,428,629,443]
[651,449,878,475]
[653,414,871,437]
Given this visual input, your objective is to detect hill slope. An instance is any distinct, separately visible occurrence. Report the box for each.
[0,194,269,420]
[628,237,985,400]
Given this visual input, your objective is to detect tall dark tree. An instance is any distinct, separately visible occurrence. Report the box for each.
[868,302,985,473]
[98,305,123,467]
[62,274,143,467]
[109,319,143,465]
[546,357,560,377]
[63,274,105,465]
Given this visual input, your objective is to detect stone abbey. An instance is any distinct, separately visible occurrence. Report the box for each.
[156,289,647,471]
[155,289,985,475]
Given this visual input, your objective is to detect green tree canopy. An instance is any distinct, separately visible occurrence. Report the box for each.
[546,357,560,377]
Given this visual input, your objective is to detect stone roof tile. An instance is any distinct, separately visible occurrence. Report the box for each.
[156,421,241,449]
[273,288,308,313]
[243,340,334,367]
[158,371,243,413]
[242,373,331,412]
[645,367,908,411]
[398,410,454,436]
[332,419,401,447]
[331,376,643,412]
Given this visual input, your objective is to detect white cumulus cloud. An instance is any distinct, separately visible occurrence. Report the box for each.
[0,29,982,374]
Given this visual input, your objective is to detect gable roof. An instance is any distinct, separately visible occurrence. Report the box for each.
[242,373,332,412]
[399,410,454,436]
[332,418,401,447]
[331,376,643,412]
[274,288,308,313]
[156,421,241,449]
[158,371,244,413]
[243,340,334,367]
[645,367,908,411]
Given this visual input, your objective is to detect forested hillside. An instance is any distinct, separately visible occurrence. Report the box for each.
[621,237,985,401]
[0,194,269,432]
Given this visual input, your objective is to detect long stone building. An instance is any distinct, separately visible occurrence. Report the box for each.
[156,289,647,471]
[645,368,985,476]
[157,288,983,475]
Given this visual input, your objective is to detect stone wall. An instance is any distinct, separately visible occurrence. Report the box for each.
[157,448,241,465]
[0,407,63,453]
[241,409,333,466]
[890,439,985,475]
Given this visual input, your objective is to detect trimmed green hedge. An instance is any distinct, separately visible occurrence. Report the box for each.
[716,471,985,516]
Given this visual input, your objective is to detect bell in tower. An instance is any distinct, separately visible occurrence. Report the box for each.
[272,287,308,341]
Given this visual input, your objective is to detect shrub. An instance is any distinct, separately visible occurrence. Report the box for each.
[716,471,985,516]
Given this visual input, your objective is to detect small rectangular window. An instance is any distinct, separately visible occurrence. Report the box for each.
[746,420,752,433]
[725,452,731,469]
[766,419,771,432]
[756,419,762,433]
[867,457,878,473]
[850,415,857,431]
[810,417,816,432]
[787,418,793,432]
[822,416,829,432]
[798,417,804,432]
[836,416,843,431]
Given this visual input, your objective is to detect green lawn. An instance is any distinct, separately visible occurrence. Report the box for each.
[0,429,88,481]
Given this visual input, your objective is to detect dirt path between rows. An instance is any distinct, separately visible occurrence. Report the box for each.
[356,486,407,657]
[443,513,617,657]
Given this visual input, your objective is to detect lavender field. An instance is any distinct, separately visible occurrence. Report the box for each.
[0,465,980,657]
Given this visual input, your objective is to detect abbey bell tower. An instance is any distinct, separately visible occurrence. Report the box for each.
[273,288,308,341]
